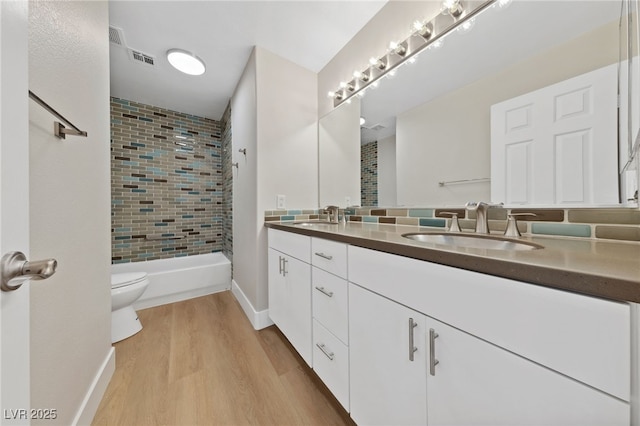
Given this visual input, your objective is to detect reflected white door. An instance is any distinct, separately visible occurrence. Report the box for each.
[491,63,618,205]
[0,2,31,424]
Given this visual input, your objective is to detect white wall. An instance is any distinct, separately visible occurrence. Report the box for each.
[319,99,361,207]
[231,49,259,320]
[28,2,113,424]
[377,135,397,207]
[232,47,317,321]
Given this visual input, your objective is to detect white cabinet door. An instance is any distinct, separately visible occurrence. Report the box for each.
[349,283,427,425]
[426,318,629,426]
[268,248,312,365]
[268,248,286,329]
[491,63,618,205]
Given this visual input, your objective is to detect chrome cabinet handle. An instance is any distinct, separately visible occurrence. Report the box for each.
[314,252,333,260]
[316,343,335,361]
[1,251,58,292]
[314,286,334,297]
[282,258,288,276]
[429,328,440,376]
[409,318,418,361]
[278,256,283,275]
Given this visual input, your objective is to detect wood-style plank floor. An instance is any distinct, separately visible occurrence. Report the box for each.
[92,291,353,426]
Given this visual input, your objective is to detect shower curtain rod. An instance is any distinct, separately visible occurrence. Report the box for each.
[28,90,88,139]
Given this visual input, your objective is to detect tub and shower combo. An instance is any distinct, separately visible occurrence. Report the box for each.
[110,252,231,342]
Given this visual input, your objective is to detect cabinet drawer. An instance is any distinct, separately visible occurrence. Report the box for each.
[268,228,310,263]
[311,237,347,278]
[312,267,348,344]
[348,245,631,401]
[313,320,349,411]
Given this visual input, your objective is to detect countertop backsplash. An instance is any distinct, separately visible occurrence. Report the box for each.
[264,207,640,243]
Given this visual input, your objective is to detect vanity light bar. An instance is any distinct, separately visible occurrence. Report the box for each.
[330,0,497,107]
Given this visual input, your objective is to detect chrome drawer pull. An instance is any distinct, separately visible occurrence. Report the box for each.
[429,328,439,376]
[278,256,283,275]
[409,318,418,361]
[314,252,333,260]
[315,286,334,297]
[316,343,335,361]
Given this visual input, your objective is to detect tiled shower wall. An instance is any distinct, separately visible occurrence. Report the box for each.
[111,97,224,263]
[361,141,378,206]
[221,104,233,261]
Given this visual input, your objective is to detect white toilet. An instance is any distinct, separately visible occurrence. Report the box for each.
[111,272,150,343]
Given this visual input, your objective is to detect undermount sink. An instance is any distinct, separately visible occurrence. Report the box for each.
[292,221,337,227]
[402,232,543,251]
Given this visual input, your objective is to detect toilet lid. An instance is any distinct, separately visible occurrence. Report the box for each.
[111,272,148,289]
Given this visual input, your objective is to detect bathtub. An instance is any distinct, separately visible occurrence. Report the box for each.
[111,252,231,310]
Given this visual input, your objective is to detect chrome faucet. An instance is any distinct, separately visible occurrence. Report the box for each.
[465,201,502,234]
[323,205,339,223]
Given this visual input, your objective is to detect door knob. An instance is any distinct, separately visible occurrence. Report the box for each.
[1,251,57,292]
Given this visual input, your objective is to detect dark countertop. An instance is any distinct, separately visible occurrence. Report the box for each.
[265,221,640,303]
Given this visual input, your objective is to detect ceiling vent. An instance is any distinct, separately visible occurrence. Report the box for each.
[129,49,156,67]
[108,26,126,47]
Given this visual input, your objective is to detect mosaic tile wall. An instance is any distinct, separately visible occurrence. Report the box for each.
[111,97,223,263]
[221,103,233,261]
[265,207,640,243]
[361,141,378,206]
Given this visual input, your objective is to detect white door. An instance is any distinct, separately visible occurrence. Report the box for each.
[426,317,629,426]
[349,283,427,426]
[491,63,618,205]
[0,2,31,424]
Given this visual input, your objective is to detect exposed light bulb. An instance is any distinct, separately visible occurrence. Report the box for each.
[369,56,386,70]
[339,82,347,89]
[389,41,407,56]
[354,70,370,82]
[441,0,464,17]
[327,91,335,98]
[360,117,366,126]
[458,17,475,33]
[412,20,433,39]
[430,38,444,50]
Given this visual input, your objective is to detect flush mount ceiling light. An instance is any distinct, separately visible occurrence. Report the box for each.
[166,49,206,76]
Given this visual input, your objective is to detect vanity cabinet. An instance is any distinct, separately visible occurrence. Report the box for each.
[268,229,350,408]
[268,226,632,425]
[348,245,631,425]
[268,229,312,365]
[349,283,427,425]
[311,237,350,410]
[426,316,629,425]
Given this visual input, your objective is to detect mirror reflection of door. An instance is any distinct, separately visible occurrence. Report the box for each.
[318,1,639,208]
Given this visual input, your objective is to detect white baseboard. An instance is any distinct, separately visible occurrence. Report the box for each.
[231,280,273,330]
[134,283,229,311]
[73,347,116,426]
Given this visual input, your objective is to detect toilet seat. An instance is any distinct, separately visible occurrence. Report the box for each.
[111,272,148,289]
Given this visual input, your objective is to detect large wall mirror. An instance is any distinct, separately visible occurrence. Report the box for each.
[319,0,640,208]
